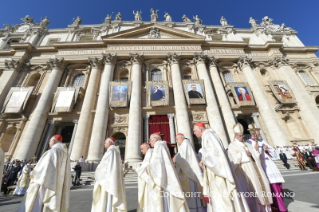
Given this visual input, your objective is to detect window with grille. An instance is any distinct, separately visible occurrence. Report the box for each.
[72,74,85,87]
[151,69,162,81]
[222,71,235,83]
[299,71,314,86]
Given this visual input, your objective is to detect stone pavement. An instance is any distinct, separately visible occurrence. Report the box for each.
[1,164,319,212]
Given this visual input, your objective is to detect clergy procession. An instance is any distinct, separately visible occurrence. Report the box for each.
[0,121,297,212]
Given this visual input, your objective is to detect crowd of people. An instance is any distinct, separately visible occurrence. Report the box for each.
[0,122,318,212]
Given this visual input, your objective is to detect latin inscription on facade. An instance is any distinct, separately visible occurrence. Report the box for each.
[107,46,202,51]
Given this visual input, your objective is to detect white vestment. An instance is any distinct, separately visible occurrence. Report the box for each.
[0,146,4,192]
[136,148,153,212]
[18,142,71,212]
[175,139,204,212]
[201,130,249,212]
[14,164,31,196]
[147,140,190,212]
[228,139,272,212]
[91,145,127,212]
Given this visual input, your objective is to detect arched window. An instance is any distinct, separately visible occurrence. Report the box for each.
[119,69,129,81]
[27,73,41,87]
[72,74,85,87]
[299,71,314,86]
[150,69,162,81]
[222,71,235,83]
[315,96,319,105]
[183,68,192,79]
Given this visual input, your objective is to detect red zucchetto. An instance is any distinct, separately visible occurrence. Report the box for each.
[195,122,205,128]
[53,135,63,142]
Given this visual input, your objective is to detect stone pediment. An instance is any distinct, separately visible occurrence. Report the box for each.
[102,23,204,43]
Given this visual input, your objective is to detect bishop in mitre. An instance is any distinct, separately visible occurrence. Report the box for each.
[91,137,127,212]
[14,162,32,196]
[246,124,287,212]
[228,123,273,212]
[174,133,204,212]
[0,143,4,192]
[136,142,153,212]
[193,122,249,212]
[18,135,71,212]
[148,132,189,212]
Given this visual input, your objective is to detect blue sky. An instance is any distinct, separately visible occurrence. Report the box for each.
[1,0,319,56]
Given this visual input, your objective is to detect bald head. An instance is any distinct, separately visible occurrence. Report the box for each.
[140,143,150,155]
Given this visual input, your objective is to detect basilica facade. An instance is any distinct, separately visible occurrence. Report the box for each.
[0,12,318,164]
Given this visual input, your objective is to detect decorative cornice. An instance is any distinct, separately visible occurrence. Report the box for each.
[238,55,252,69]
[268,56,289,68]
[193,52,207,66]
[47,58,66,70]
[102,53,117,65]
[4,59,22,70]
[313,60,319,67]
[88,57,104,69]
[167,52,181,66]
[129,53,144,65]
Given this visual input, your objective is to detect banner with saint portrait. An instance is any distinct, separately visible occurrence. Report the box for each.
[182,80,206,105]
[109,81,131,107]
[2,87,34,113]
[51,87,81,113]
[229,82,255,106]
[269,80,297,104]
[146,81,169,107]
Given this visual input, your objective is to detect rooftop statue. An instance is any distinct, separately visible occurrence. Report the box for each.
[193,15,202,25]
[220,16,228,26]
[150,8,159,21]
[133,10,142,21]
[40,17,50,28]
[21,15,34,24]
[115,12,122,21]
[182,14,191,23]
[73,16,82,26]
[249,17,258,29]
[104,14,112,24]
[164,12,172,22]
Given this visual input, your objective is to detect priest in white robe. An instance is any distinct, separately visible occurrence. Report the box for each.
[136,142,153,212]
[247,124,287,212]
[193,122,249,212]
[0,144,4,192]
[18,135,71,212]
[91,137,127,212]
[148,132,190,212]
[14,162,31,196]
[228,123,273,212]
[174,133,204,212]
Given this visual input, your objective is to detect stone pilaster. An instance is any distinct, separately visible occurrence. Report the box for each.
[16,58,66,160]
[238,56,289,146]
[87,54,117,161]
[167,113,177,153]
[208,57,237,141]
[251,113,268,143]
[70,57,103,160]
[167,53,193,144]
[68,120,78,154]
[125,53,144,163]
[194,53,229,146]
[143,114,150,143]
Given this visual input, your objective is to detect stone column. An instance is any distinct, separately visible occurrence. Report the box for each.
[16,58,66,160]
[167,113,177,153]
[167,53,193,144]
[68,120,78,154]
[274,58,319,143]
[39,120,58,156]
[238,56,288,146]
[194,53,229,147]
[0,60,22,107]
[208,57,237,141]
[125,53,144,162]
[251,113,268,143]
[87,54,117,161]
[143,114,150,143]
[70,57,104,160]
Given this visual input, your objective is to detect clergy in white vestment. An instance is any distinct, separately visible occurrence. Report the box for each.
[246,125,287,212]
[148,132,190,212]
[0,144,4,192]
[91,137,127,212]
[193,122,249,212]
[18,134,71,212]
[228,123,273,212]
[174,133,205,212]
[14,163,31,196]
[136,142,153,212]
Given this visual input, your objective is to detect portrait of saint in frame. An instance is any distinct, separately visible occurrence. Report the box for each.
[182,80,206,105]
[146,81,169,107]
[229,82,255,106]
[109,81,131,107]
[3,87,34,113]
[269,80,297,104]
[111,85,128,102]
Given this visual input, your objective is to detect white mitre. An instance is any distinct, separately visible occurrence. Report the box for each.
[233,123,244,135]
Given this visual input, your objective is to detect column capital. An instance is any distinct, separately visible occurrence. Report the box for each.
[238,55,252,69]
[129,53,144,65]
[47,58,66,70]
[4,59,25,72]
[167,113,175,119]
[251,112,260,118]
[143,114,150,119]
[208,56,219,68]
[167,52,181,66]
[268,55,289,68]
[73,119,79,124]
[88,57,104,69]
[102,53,117,65]
[193,52,207,66]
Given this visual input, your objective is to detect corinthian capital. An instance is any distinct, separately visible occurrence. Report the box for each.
[88,57,104,69]
[129,53,144,65]
[102,53,117,65]
[268,56,289,68]
[4,59,22,70]
[238,56,252,69]
[193,52,207,66]
[208,56,219,68]
[167,53,181,66]
[47,58,66,70]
